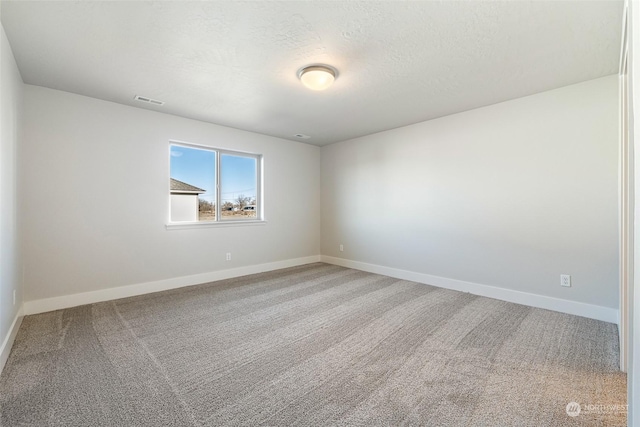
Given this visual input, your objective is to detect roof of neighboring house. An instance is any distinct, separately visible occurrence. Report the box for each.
[170,178,205,194]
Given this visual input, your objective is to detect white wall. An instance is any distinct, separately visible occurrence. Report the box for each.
[629,0,640,423]
[20,85,320,304]
[170,194,198,222]
[321,75,619,314]
[0,22,23,368]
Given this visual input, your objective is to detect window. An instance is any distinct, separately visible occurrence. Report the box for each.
[169,142,261,223]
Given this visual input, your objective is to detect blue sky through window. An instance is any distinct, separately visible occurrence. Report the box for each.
[170,145,216,204]
[221,154,257,205]
[170,145,257,206]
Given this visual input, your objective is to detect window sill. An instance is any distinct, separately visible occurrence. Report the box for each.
[166,220,267,230]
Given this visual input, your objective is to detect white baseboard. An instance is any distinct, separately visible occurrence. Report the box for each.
[23,255,322,315]
[321,256,618,324]
[21,254,618,324]
[0,308,24,374]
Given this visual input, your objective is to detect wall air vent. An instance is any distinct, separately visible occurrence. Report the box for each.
[134,95,165,106]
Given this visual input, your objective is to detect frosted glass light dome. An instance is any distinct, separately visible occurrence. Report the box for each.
[298,65,337,91]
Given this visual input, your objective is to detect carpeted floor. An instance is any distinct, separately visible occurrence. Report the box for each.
[0,263,627,426]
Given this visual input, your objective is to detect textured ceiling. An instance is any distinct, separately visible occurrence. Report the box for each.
[1,1,623,146]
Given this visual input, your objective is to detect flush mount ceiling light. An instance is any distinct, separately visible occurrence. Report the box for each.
[297,65,338,91]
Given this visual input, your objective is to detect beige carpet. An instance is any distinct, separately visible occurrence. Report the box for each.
[0,263,627,426]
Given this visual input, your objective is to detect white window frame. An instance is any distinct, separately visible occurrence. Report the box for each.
[167,141,265,229]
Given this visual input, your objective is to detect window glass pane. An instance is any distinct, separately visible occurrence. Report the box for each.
[170,145,216,222]
[220,154,257,220]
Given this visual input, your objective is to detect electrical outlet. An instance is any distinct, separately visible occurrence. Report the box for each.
[226,252,231,261]
[13,290,16,306]
[560,274,571,287]
[339,244,344,252]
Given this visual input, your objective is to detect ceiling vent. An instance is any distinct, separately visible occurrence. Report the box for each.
[294,134,310,139]
[134,95,164,106]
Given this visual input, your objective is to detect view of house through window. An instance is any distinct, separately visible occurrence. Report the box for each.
[170,143,260,222]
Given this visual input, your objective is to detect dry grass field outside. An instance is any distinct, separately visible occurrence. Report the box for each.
[198,211,257,221]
